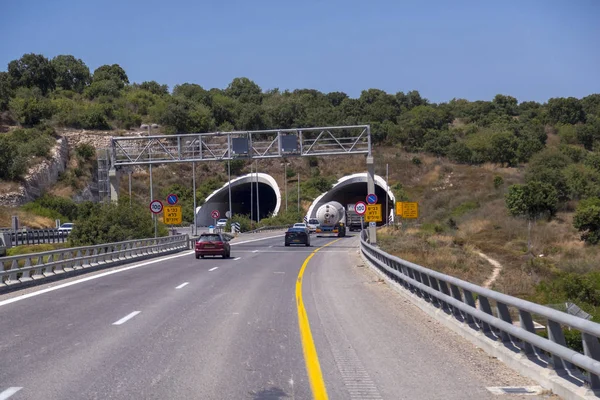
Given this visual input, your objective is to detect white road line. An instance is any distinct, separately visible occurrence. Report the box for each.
[112,311,141,325]
[175,282,189,289]
[209,267,218,272]
[252,250,259,253]
[0,387,22,400]
[232,257,241,261]
[0,234,283,308]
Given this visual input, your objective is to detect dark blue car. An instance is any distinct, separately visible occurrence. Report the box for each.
[285,227,311,247]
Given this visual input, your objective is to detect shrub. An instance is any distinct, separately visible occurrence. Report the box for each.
[493,175,504,189]
[69,200,165,246]
[75,143,95,161]
[411,156,422,166]
[573,198,600,245]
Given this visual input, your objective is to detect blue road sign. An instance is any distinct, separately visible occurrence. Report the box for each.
[167,194,178,205]
[366,193,378,204]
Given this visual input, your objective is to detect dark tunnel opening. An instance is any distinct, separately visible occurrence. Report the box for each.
[230,182,277,221]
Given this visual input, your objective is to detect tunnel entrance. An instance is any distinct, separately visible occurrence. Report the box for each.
[196,173,281,226]
[307,173,395,225]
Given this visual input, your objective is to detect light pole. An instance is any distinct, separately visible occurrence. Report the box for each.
[141,123,159,237]
[255,160,260,223]
[250,162,253,225]
[227,158,233,221]
[297,173,300,212]
[386,163,389,225]
[192,161,197,236]
[284,162,289,212]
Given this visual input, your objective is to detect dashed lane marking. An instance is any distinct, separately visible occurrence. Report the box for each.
[175,282,189,289]
[486,386,544,395]
[0,387,22,400]
[0,234,283,308]
[208,267,218,272]
[232,257,241,261]
[112,311,141,325]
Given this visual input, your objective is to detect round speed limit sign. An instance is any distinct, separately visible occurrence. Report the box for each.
[354,201,367,215]
[149,200,163,214]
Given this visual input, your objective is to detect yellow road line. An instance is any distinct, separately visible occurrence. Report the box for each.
[296,238,341,400]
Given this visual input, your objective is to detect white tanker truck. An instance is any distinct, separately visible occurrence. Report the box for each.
[314,201,347,237]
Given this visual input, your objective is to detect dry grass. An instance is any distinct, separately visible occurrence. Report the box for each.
[0,206,55,229]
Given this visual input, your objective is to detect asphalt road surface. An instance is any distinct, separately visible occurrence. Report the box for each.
[0,232,555,399]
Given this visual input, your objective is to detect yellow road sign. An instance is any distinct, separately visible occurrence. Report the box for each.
[395,202,403,216]
[163,205,182,224]
[365,204,382,222]
[402,202,419,219]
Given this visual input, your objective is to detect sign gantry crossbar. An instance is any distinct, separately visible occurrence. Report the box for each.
[109,125,371,167]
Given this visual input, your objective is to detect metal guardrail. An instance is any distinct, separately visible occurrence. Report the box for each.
[360,230,600,392]
[8,229,70,246]
[1,235,190,291]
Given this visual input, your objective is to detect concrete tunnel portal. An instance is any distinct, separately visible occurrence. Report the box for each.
[195,173,281,226]
[307,173,396,225]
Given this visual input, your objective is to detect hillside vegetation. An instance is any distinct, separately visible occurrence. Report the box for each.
[3,53,600,319]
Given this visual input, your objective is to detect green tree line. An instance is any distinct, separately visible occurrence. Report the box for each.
[1,53,599,166]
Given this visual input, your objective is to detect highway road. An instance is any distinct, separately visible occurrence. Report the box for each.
[0,232,555,399]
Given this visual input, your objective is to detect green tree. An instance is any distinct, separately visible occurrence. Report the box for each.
[0,136,26,180]
[225,77,262,104]
[576,118,600,150]
[0,72,13,111]
[563,164,600,200]
[92,64,129,88]
[7,53,57,95]
[159,97,214,133]
[547,97,585,125]
[489,132,518,166]
[9,87,54,126]
[506,181,558,219]
[506,181,558,253]
[573,198,600,245]
[84,79,121,99]
[326,91,348,107]
[526,148,572,201]
[493,94,518,116]
[51,55,91,93]
[69,200,163,246]
[137,81,168,96]
[172,83,210,105]
[447,141,473,164]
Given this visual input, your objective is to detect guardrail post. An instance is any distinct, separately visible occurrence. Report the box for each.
[430,277,451,311]
[437,280,453,314]
[496,301,514,345]
[462,289,476,326]
[450,284,465,320]
[547,319,571,375]
[478,295,494,335]
[582,332,600,390]
[519,310,538,356]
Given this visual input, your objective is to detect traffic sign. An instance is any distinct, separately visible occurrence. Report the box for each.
[365,204,382,222]
[395,202,403,216]
[354,201,367,216]
[211,210,220,219]
[164,205,182,224]
[149,200,163,214]
[366,193,378,205]
[166,194,178,205]
[402,202,419,219]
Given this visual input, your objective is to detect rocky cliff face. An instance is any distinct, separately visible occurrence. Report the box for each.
[0,137,69,206]
[0,129,122,207]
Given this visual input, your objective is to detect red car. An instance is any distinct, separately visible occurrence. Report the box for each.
[195,233,231,259]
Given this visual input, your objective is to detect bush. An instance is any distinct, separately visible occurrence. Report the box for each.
[258,210,304,228]
[225,214,253,232]
[9,87,54,126]
[22,194,79,221]
[573,198,600,245]
[493,175,504,189]
[411,156,422,166]
[69,200,166,246]
[224,159,245,176]
[75,143,95,161]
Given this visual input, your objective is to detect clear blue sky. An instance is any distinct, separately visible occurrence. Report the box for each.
[1,0,599,103]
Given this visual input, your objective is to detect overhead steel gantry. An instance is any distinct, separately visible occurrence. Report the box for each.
[101,124,378,244]
[109,125,371,167]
